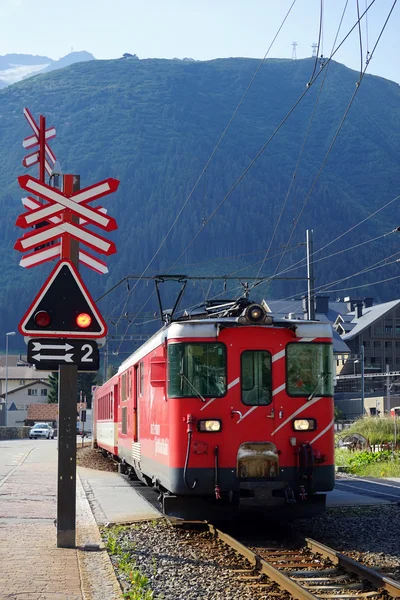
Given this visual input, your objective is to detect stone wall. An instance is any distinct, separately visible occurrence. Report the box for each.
[0,426,31,440]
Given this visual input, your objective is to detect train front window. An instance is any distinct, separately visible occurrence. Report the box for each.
[168,343,226,398]
[286,343,333,397]
[241,350,272,406]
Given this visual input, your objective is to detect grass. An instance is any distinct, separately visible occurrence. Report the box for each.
[335,447,400,477]
[101,526,155,600]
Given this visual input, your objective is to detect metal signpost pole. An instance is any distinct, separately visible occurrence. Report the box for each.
[57,174,80,548]
[4,332,16,427]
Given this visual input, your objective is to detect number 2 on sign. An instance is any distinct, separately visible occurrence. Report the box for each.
[81,344,94,362]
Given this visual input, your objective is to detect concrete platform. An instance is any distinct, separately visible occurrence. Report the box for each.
[326,486,389,507]
[78,466,161,524]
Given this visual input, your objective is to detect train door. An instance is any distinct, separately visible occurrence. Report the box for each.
[133,365,139,442]
[132,363,142,465]
[237,347,279,478]
[240,349,275,420]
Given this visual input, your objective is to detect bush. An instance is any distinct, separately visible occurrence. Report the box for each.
[337,416,397,447]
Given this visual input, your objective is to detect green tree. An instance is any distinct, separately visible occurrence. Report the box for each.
[107,364,118,380]
[47,372,59,404]
[77,372,97,409]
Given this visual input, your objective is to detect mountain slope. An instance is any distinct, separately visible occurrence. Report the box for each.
[0,56,399,343]
[0,52,95,87]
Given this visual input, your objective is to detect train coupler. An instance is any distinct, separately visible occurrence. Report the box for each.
[284,487,296,504]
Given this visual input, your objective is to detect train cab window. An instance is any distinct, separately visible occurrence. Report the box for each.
[286,343,333,397]
[168,343,226,398]
[241,350,272,406]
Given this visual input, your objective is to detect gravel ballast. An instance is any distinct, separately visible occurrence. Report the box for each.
[101,504,400,600]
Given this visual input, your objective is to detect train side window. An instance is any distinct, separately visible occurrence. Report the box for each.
[286,343,333,397]
[121,406,127,434]
[241,350,272,406]
[168,343,226,398]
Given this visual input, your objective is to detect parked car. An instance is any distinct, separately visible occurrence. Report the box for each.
[29,422,55,439]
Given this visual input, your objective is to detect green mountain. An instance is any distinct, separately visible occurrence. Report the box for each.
[0,56,399,349]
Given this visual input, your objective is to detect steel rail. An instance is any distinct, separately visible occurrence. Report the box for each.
[208,524,319,600]
[209,525,400,599]
[306,538,400,598]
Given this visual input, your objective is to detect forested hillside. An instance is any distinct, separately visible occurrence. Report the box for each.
[0,56,399,348]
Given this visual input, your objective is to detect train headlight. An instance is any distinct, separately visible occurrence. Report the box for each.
[293,418,317,431]
[197,419,222,432]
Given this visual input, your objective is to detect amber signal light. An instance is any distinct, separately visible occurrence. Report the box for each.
[76,313,92,328]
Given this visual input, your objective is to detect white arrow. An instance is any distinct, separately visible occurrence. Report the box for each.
[32,353,74,363]
[32,342,74,352]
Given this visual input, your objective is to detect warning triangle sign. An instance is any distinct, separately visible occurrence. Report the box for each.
[19,260,107,338]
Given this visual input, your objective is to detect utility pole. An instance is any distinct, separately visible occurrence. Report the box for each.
[306,229,315,320]
[361,344,365,412]
[291,42,298,60]
[57,173,80,548]
[311,43,318,58]
[386,364,391,415]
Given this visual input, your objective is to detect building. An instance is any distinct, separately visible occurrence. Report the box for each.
[334,298,400,374]
[26,403,58,427]
[263,295,400,417]
[0,358,51,427]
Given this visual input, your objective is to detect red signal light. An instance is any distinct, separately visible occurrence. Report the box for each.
[76,313,92,328]
[34,311,51,327]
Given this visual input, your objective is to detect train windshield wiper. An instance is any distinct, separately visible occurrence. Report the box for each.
[179,371,207,403]
[307,373,328,402]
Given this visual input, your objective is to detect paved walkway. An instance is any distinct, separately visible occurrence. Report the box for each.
[0,439,393,600]
[0,441,121,600]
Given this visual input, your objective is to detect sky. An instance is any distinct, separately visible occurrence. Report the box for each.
[0,0,399,83]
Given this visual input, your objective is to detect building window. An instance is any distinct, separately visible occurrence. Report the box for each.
[40,389,47,396]
[28,389,38,396]
[385,325,393,334]
[374,341,381,348]
[363,341,370,348]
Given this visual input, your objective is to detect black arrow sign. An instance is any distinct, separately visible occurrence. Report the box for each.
[27,338,99,371]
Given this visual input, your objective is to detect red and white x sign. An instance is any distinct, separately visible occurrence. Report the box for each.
[16,175,119,231]
[14,220,117,255]
[22,108,56,176]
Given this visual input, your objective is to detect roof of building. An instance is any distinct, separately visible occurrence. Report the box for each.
[342,300,400,341]
[262,299,351,354]
[0,379,50,399]
[26,403,58,422]
[0,365,46,380]
[0,355,30,368]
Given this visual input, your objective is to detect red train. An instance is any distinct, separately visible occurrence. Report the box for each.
[93,299,335,519]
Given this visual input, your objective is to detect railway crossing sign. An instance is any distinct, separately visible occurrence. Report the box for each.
[19,260,107,338]
[27,338,99,371]
[16,175,118,231]
[22,108,56,177]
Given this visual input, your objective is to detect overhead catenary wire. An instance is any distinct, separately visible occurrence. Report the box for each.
[103,0,389,344]
[356,0,364,76]
[109,1,298,331]
[254,0,350,292]
[269,192,400,282]
[308,0,324,85]
[164,0,378,277]
[252,0,397,296]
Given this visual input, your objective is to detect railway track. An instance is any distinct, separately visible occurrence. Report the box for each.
[208,524,400,599]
